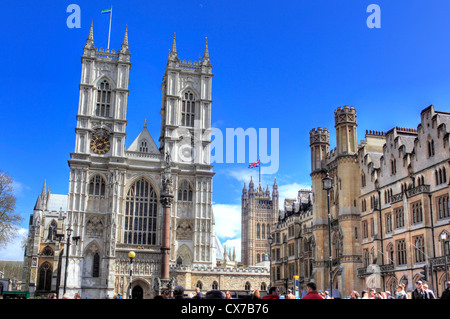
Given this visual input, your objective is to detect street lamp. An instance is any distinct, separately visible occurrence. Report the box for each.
[268,235,273,289]
[322,172,333,298]
[55,225,80,298]
[374,179,385,292]
[441,232,448,282]
[128,251,136,299]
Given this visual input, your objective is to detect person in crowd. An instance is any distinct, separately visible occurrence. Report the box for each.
[350,291,360,299]
[262,286,280,299]
[412,281,429,299]
[192,286,204,299]
[369,288,377,299]
[385,291,394,299]
[441,281,450,299]
[302,282,324,299]
[395,285,408,299]
[286,289,296,299]
[422,283,436,299]
[225,291,232,299]
[173,285,185,299]
[162,290,172,299]
[250,289,261,299]
[361,290,369,299]
[205,290,224,299]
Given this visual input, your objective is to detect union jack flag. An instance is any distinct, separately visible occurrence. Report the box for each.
[248,160,260,168]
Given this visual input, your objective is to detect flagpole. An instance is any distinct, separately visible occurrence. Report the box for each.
[107,6,113,50]
[258,154,261,186]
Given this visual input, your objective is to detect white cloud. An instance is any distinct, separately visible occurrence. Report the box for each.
[12,181,31,197]
[226,168,254,184]
[0,228,27,261]
[213,203,241,240]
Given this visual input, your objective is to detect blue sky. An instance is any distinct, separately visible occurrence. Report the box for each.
[1,0,450,260]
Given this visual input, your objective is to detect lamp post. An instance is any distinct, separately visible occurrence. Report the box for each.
[322,172,333,298]
[441,233,448,283]
[128,251,135,299]
[268,235,273,289]
[55,226,80,298]
[374,179,385,292]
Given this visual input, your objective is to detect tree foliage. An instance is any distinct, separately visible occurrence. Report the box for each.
[0,170,22,248]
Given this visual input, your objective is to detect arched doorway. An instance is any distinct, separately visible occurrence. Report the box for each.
[132,286,143,299]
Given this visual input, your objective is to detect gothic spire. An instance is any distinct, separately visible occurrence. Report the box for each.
[84,21,95,50]
[168,33,179,64]
[171,33,177,54]
[120,26,130,54]
[41,179,47,195]
[202,37,211,65]
[272,177,279,196]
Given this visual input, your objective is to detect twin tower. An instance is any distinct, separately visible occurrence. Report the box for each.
[309,106,362,295]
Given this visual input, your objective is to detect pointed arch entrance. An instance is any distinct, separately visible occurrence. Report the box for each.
[132,285,144,299]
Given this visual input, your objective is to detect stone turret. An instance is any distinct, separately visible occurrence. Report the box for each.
[310,127,329,173]
[334,106,358,155]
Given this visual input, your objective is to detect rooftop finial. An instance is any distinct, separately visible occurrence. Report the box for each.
[144,118,147,128]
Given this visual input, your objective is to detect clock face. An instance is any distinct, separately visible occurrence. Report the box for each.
[90,136,111,155]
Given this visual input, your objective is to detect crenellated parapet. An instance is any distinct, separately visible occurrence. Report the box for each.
[334,105,357,127]
[309,127,329,146]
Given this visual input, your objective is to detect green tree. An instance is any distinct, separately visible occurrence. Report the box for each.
[0,170,22,248]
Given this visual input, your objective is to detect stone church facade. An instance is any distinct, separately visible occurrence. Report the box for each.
[309,105,450,298]
[21,24,267,299]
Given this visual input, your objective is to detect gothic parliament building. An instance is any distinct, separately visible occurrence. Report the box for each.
[22,24,231,299]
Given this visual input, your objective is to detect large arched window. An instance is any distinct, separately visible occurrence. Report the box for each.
[124,178,158,246]
[386,243,394,265]
[96,80,112,118]
[41,246,54,257]
[181,91,195,127]
[89,175,106,196]
[397,239,407,265]
[427,139,435,157]
[92,252,100,277]
[414,236,425,263]
[47,220,58,241]
[178,180,193,202]
[37,262,52,291]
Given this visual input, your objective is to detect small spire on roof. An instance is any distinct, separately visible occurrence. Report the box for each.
[84,21,95,49]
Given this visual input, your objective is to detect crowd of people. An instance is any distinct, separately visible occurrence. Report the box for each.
[154,280,450,300]
[43,280,450,299]
[348,280,450,299]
